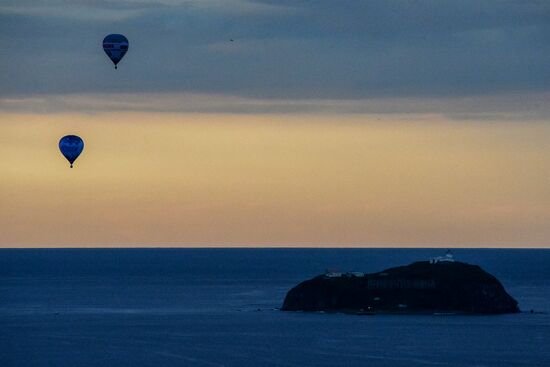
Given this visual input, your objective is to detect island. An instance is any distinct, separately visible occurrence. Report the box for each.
[282,256,519,314]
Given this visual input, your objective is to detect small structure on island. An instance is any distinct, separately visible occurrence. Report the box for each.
[326,269,365,278]
[430,250,455,264]
[325,269,343,278]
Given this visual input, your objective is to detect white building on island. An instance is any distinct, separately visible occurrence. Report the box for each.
[325,269,343,278]
[430,250,455,264]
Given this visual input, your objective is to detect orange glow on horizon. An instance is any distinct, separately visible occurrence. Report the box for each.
[1,112,550,248]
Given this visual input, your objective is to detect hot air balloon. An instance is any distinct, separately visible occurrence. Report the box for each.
[59,135,84,168]
[102,34,129,69]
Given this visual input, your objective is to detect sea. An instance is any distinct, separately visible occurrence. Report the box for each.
[1,248,549,367]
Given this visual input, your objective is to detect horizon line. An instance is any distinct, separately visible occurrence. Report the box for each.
[2,245,549,250]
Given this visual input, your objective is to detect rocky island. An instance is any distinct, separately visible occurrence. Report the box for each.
[282,255,519,314]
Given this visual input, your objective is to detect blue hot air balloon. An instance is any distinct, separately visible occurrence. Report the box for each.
[59,135,84,168]
[102,34,129,69]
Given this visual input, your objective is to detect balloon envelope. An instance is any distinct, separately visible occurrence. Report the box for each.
[59,135,84,168]
[103,34,129,68]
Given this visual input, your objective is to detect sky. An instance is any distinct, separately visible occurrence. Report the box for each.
[1,1,550,247]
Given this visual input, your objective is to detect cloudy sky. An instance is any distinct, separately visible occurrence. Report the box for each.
[1,1,549,247]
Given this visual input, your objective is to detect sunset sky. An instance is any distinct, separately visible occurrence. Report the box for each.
[1,1,549,247]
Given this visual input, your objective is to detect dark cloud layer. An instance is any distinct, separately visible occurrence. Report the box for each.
[1,0,549,101]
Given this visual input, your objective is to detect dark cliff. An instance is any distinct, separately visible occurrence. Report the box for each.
[282,261,519,314]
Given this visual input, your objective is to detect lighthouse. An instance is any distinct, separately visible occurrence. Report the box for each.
[429,250,455,264]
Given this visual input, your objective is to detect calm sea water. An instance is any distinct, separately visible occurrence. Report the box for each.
[1,248,549,367]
